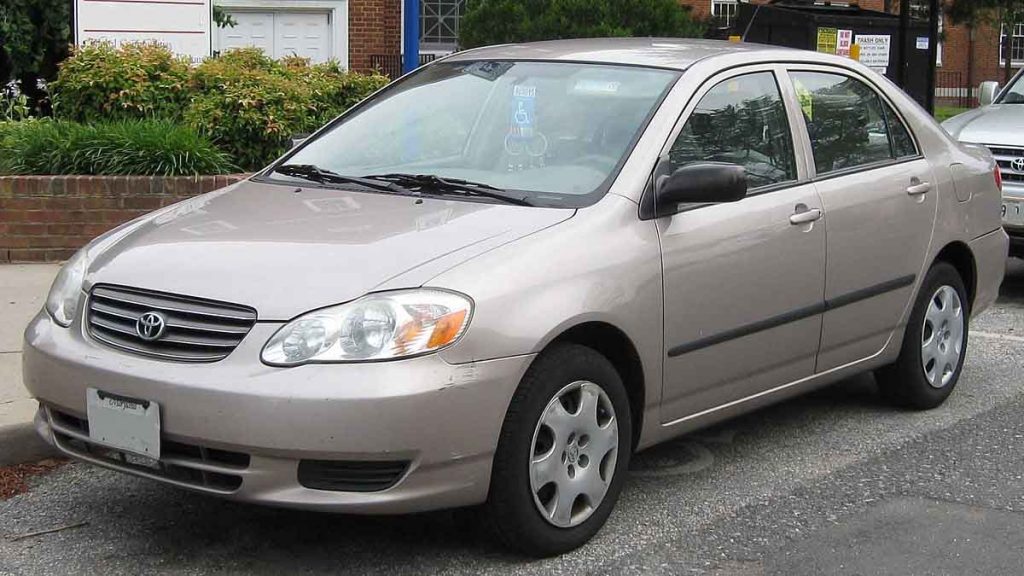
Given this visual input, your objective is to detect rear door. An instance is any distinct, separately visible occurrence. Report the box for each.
[785,68,937,372]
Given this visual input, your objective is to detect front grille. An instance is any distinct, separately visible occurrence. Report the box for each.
[985,145,1024,183]
[86,285,257,362]
[47,407,249,493]
[297,459,409,492]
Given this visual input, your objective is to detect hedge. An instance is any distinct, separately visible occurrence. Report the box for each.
[0,119,236,176]
[50,43,389,170]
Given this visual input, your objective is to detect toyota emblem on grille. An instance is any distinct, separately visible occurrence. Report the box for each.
[1012,158,1024,173]
[136,312,167,341]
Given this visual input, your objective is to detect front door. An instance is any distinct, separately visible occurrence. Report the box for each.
[657,68,827,424]
[785,69,938,372]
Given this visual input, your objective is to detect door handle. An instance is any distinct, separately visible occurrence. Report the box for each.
[789,207,822,225]
[906,180,932,195]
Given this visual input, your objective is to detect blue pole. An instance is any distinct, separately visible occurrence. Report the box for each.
[402,0,420,74]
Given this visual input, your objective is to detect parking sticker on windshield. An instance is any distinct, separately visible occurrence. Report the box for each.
[505,85,547,170]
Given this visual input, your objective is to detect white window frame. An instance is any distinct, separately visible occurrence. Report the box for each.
[710,0,738,27]
[999,22,1024,67]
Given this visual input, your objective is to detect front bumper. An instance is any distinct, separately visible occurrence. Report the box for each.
[23,310,533,513]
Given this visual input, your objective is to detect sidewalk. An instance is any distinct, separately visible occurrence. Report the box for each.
[0,263,60,465]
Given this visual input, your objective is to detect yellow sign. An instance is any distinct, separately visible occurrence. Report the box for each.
[816,27,838,54]
[728,35,742,43]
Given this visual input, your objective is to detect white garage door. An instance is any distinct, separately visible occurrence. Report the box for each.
[218,11,331,63]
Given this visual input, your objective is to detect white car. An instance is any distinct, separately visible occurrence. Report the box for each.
[942,72,1024,257]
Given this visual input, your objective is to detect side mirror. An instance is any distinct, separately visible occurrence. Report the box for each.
[655,162,747,215]
[291,133,310,148]
[979,81,1000,106]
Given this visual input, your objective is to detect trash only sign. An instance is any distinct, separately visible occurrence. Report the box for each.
[75,0,212,63]
[855,34,891,74]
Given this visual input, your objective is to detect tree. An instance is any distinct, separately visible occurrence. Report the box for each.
[458,0,705,50]
[946,0,1024,84]
[0,0,71,112]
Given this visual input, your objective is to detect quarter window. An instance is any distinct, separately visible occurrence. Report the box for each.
[667,72,797,189]
[790,71,910,174]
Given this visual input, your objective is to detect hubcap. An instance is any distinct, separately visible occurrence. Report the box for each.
[529,380,618,528]
[921,285,964,389]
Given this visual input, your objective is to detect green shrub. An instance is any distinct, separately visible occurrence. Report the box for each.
[0,119,236,176]
[459,0,705,48]
[50,42,191,122]
[185,48,389,170]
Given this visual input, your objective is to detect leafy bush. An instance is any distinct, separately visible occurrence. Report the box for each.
[0,119,236,176]
[51,42,191,122]
[185,48,389,170]
[0,0,70,113]
[459,0,705,48]
[50,43,389,170]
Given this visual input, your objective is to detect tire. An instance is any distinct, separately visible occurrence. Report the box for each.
[482,343,632,557]
[876,261,969,410]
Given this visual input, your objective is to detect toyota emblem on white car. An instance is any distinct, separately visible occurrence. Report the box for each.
[136,312,166,341]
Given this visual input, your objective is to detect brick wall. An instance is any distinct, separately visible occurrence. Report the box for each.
[349,0,402,72]
[0,175,248,263]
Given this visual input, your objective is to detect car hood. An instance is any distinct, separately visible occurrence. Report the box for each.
[86,180,574,320]
[942,104,1024,146]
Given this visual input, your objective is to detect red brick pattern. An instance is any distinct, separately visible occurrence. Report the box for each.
[349,0,401,72]
[0,175,248,262]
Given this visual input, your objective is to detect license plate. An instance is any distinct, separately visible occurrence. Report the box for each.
[86,388,161,458]
[1003,200,1024,227]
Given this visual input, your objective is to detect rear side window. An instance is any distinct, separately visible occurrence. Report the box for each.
[667,71,797,189]
[790,71,911,174]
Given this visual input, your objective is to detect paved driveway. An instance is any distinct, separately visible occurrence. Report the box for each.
[2,262,1024,575]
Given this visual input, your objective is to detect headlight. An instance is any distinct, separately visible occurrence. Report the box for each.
[261,289,473,366]
[45,248,89,327]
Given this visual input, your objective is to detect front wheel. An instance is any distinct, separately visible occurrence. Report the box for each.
[876,262,969,409]
[483,343,631,557]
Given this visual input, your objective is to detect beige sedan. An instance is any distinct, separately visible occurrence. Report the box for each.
[24,39,1007,556]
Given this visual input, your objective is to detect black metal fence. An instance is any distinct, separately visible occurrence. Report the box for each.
[936,70,972,109]
[368,54,439,80]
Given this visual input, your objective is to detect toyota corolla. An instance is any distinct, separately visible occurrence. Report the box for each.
[24,39,1007,556]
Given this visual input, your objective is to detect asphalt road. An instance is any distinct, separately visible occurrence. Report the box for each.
[3,262,1024,575]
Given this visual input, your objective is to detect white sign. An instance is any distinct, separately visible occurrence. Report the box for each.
[75,0,212,64]
[837,29,853,58]
[916,36,929,50]
[855,34,891,74]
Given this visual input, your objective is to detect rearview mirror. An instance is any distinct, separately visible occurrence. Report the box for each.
[979,81,1000,106]
[655,162,747,215]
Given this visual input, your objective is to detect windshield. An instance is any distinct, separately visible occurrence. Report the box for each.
[270,61,679,207]
[998,72,1024,104]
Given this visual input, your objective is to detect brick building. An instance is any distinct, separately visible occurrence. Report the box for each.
[215,0,1012,106]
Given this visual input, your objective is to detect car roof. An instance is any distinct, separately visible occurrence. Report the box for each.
[444,38,811,71]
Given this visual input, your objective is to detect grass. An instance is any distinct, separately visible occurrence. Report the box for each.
[0,119,237,176]
[934,106,968,123]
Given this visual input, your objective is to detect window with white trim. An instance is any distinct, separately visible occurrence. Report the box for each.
[711,0,738,27]
[420,0,465,51]
[1000,23,1024,65]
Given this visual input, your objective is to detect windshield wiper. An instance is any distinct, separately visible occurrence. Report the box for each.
[273,164,415,195]
[366,173,533,206]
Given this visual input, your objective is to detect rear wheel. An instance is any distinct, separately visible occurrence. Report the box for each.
[876,262,968,409]
[483,343,631,557]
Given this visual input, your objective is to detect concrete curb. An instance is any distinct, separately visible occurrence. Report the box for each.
[0,419,58,467]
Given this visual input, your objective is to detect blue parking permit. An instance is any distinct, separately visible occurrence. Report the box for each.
[511,85,536,139]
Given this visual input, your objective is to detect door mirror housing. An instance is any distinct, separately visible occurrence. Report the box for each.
[654,162,747,216]
[291,133,311,148]
[979,81,1000,106]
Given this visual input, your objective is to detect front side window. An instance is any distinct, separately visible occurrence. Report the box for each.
[790,71,896,174]
[667,71,797,189]
[275,61,679,208]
